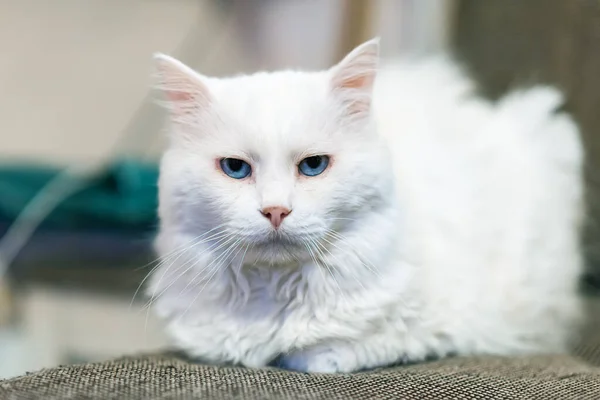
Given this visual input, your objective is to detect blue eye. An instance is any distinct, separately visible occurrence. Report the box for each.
[220,158,251,179]
[298,155,329,177]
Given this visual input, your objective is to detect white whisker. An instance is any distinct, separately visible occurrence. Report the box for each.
[307,236,348,303]
[143,232,236,312]
[325,229,383,279]
[142,232,229,299]
[316,237,368,293]
[178,238,244,320]
[176,233,241,296]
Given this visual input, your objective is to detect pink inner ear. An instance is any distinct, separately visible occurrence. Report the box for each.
[163,89,200,119]
[154,54,211,120]
[167,90,194,103]
[330,39,379,117]
[335,73,374,115]
[339,73,374,91]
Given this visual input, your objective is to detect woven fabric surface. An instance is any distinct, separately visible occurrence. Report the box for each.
[1,353,599,400]
[1,296,600,400]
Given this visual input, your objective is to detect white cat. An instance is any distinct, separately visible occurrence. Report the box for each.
[148,38,584,373]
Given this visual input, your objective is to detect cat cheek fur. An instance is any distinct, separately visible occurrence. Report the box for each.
[149,38,583,373]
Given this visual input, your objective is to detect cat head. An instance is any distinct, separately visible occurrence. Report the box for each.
[155,38,394,264]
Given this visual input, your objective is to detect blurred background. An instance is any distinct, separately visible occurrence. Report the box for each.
[0,0,598,379]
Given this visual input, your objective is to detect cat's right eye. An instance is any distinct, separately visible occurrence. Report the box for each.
[220,158,252,179]
[298,155,330,177]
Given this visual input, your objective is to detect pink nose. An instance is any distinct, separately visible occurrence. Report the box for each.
[261,206,291,229]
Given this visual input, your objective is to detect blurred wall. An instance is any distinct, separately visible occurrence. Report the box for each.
[0,1,212,165]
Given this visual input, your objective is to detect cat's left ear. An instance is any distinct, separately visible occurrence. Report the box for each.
[329,37,380,116]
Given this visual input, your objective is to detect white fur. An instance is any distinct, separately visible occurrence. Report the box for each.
[148,40,584,373]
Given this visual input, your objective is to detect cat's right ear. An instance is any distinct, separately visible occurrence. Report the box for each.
[329,38,380,118]
[153,54,211,124]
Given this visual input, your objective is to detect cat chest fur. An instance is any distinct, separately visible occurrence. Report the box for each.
[160,258,432,368]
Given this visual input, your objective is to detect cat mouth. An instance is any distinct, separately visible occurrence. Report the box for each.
[256,234,304,249]
[233,229,322,262]
[250,232,310,254]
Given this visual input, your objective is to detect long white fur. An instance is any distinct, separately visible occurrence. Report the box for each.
[148,39,584,373]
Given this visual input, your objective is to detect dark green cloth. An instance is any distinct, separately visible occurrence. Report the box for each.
[0,160,159,231]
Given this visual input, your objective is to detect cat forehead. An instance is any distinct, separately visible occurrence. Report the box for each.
[207,70,331,126]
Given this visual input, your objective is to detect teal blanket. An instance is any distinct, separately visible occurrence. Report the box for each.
[0,160,159,231]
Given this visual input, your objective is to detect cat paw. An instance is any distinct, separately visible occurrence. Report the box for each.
[279,345,357,373]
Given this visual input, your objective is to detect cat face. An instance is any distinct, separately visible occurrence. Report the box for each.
[156,39,392,263]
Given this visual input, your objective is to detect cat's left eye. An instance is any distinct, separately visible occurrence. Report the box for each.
[298,155,330,177]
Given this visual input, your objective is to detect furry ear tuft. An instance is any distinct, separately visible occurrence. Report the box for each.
[153,54,211,124]
[330,38,380,116]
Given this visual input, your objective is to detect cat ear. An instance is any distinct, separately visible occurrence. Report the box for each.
[153,53,211,123]
[330,38,380,116]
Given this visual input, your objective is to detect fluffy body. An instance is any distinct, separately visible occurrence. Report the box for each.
[149,45,583,373]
